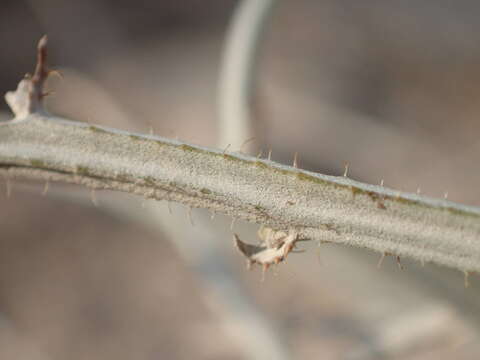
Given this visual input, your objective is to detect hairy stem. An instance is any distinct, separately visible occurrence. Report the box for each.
[1,114,480,273]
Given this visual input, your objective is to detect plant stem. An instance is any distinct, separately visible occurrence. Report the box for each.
[1,114,480,273]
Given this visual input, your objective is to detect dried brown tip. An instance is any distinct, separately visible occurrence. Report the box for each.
[38,34,48,49]
[5,35,53,118]
[32,36,49,88]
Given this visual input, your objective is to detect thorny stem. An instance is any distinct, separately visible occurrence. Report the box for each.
[1,115,480,274]
[2,38,480,275]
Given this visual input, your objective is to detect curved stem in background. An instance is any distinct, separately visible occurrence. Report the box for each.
[217,0,278,150]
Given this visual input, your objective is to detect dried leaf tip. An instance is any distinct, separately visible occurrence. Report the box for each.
[38,34,48,49]
[5,35,52,120]
[32,35,49,85]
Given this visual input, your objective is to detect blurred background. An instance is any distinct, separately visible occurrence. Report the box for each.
[1,0,480,359]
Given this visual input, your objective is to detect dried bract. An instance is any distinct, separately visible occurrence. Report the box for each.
[5,36,50,119]
[234,226,298,270]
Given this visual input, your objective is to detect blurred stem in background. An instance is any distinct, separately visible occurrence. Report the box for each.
[218,0,278,152]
